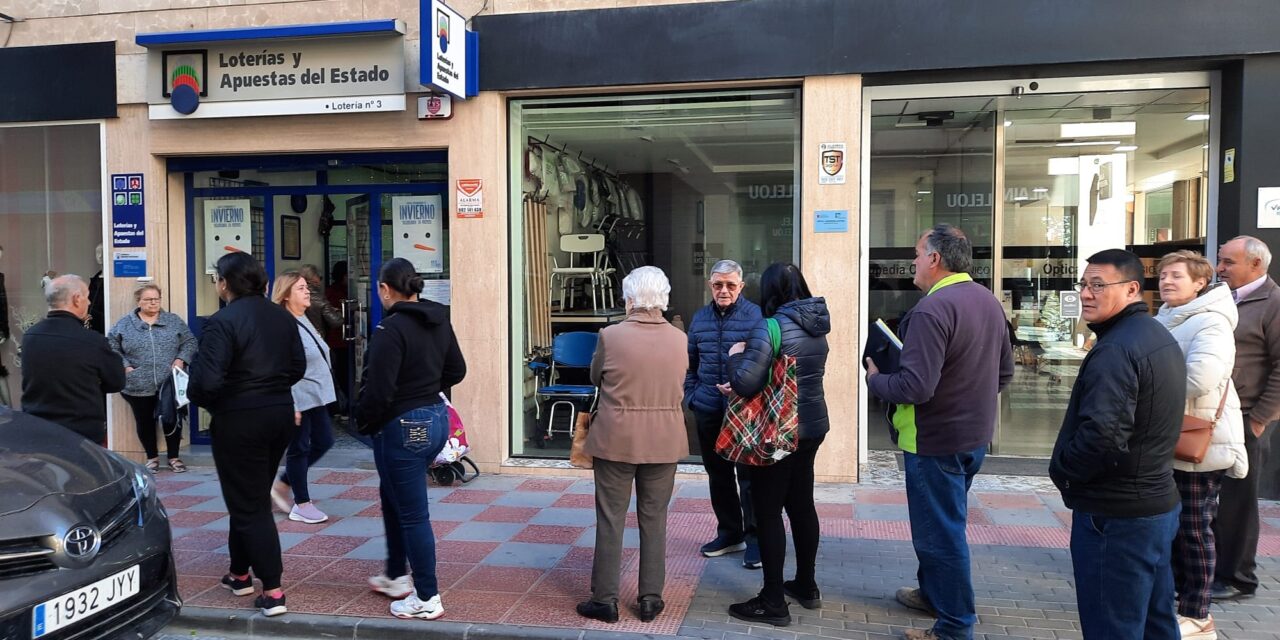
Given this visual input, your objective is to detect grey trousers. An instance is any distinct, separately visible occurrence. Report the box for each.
[591,458,676,603]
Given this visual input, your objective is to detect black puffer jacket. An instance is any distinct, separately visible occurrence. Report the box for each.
[728,297,830,440]
[684,298,763,414]
[1050,302,1186,518]
[355,300,466,435]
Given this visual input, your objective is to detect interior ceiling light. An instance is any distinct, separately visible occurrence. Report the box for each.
[1013,196,1030,201]
[1055,140,1121,147]
[1048,157,1080,176]
[916,190,931,195]
[1114,145,1139,152]
[1141,171,1178,191]
[1060,122,1136,138]
[1004,120,1012,127]
[1033,187,1049,193]
[1185,113,1210,121]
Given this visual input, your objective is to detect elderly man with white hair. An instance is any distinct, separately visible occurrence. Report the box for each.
[20,274,125,444]
[576,266,688,625]
[1212,235,1280,603]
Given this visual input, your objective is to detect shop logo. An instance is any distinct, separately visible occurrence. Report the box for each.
[1265,199,1280,219]
[821,149,844,176]
[437,9,451,53]
[162,50,208,115]
[426,96,444,115]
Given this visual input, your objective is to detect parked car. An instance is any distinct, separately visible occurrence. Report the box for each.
[0,406,180,640]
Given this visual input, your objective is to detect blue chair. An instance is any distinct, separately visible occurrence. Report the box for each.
[529,331,599,445]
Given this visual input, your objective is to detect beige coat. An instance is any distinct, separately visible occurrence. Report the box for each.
[584,308,690,464]
[1232,277,1280,426]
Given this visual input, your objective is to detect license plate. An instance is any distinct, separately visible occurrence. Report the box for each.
[31,565,140,638]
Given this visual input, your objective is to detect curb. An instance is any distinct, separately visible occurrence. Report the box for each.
[172,605,698,640]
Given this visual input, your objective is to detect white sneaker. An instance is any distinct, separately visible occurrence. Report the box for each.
[390,593,444,620]
[1178,614,1217,640]
[368,574,414,599]
[288,502,328,524]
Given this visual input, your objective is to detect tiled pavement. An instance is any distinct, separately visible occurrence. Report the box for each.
[161,466,1280,639]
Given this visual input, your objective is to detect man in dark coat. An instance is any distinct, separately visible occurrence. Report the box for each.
[20,275,125,444]
[1050,249,1186,640]
[684,259,763,568]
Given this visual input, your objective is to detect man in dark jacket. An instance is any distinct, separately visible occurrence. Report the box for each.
[864,225,1012,640]
[20,275,125,444]
[684,259,763,567]
[1051,249,1185,640]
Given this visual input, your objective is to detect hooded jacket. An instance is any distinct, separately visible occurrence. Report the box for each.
[108,309,198,397]
[20,311,125,441]
[1050,302,1186,518]
[188,295,306,414]
[728,297,831,440]
[684,297,763,415]
[355,300,466,434]
[1156,283,1249,478]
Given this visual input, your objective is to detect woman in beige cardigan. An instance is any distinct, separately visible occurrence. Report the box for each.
[577,266,689,625]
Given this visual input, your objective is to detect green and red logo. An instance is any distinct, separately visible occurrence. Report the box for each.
[162,50,207,115]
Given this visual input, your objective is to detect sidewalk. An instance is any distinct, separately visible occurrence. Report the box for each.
[160,463,1280,639]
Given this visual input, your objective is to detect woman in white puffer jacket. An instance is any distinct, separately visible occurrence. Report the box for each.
[1155,250,1248,640]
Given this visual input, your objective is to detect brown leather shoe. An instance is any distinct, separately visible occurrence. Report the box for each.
[895,587,938,617]
[903,628,940,639]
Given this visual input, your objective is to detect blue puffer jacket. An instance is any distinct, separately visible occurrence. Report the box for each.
[684,298,763,414]
[729,298,831,440]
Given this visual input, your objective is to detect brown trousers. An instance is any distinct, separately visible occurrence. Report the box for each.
[590,458,676,603]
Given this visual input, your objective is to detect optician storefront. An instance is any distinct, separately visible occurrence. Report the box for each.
[7,0,1280,482]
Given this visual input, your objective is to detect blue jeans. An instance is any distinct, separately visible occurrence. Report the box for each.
[1071,506,1180,640]
[904,446,985,640]
[280,407,334,504]
[372,403,449,599]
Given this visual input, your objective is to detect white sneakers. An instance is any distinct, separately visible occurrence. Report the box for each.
[368,574,414,599]
[1178,614,1216,640]
[389,593,445,620]
[289,502,329,524]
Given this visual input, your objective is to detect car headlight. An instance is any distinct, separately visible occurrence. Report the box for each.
[132,464,159,523]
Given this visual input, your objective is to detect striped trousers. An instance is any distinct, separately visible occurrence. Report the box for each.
[1172,469,1227,619]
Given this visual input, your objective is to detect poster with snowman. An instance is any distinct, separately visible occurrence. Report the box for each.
[392,195,444,273]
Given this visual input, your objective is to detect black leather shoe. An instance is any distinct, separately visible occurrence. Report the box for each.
[783,580,821,610]
[576,599,619,623]
[728,595,791,627]
[637,598,665,622]
[1211,582,1255,602]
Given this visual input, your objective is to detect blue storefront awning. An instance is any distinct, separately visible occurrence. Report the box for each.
[136,19,405,47]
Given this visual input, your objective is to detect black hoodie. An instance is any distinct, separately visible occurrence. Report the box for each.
[728,297,831,440]
[355,300,466,435]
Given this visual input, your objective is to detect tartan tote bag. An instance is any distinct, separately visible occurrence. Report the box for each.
[715,318,800,466]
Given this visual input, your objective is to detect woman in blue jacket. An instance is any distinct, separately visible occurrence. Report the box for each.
[725,262,830,627]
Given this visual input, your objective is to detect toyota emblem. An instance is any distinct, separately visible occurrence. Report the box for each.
[64,526,100,559]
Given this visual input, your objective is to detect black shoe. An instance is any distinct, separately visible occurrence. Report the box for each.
[254,592,287,617]
[576,599,619,623]
[1210,582,1255,602]
[220,574,254,597]
[701,534,747,557]
[637,598,665,622]
[728,595,791,627]
[783,580,821,610]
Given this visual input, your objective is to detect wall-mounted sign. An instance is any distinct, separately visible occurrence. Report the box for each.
[391,195,444,273]
[110,173,146,247]
[456,179,483,218]
[112,251,147,278]
[1224,148,1236,184]
[425,0,468,99]
[815,209,848,233]
[1060,290,1082,319]
[1258,187,1280,229]
[142,24,407,119]
[417,94,453,119]
[203,199,252,274]
[818,142,846,185]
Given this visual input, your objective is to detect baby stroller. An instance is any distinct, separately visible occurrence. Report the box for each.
[430,393,480,486]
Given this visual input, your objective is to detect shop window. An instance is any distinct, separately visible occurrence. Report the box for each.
[868,86,1210,457]
[0,123,105,408]
[509,89,801,459]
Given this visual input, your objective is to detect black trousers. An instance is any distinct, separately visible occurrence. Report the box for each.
[748,437,824,604]
[122,393,182,460]
[694,409,755,544]
[210,404,294,591]
[1212,419,1270,593]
